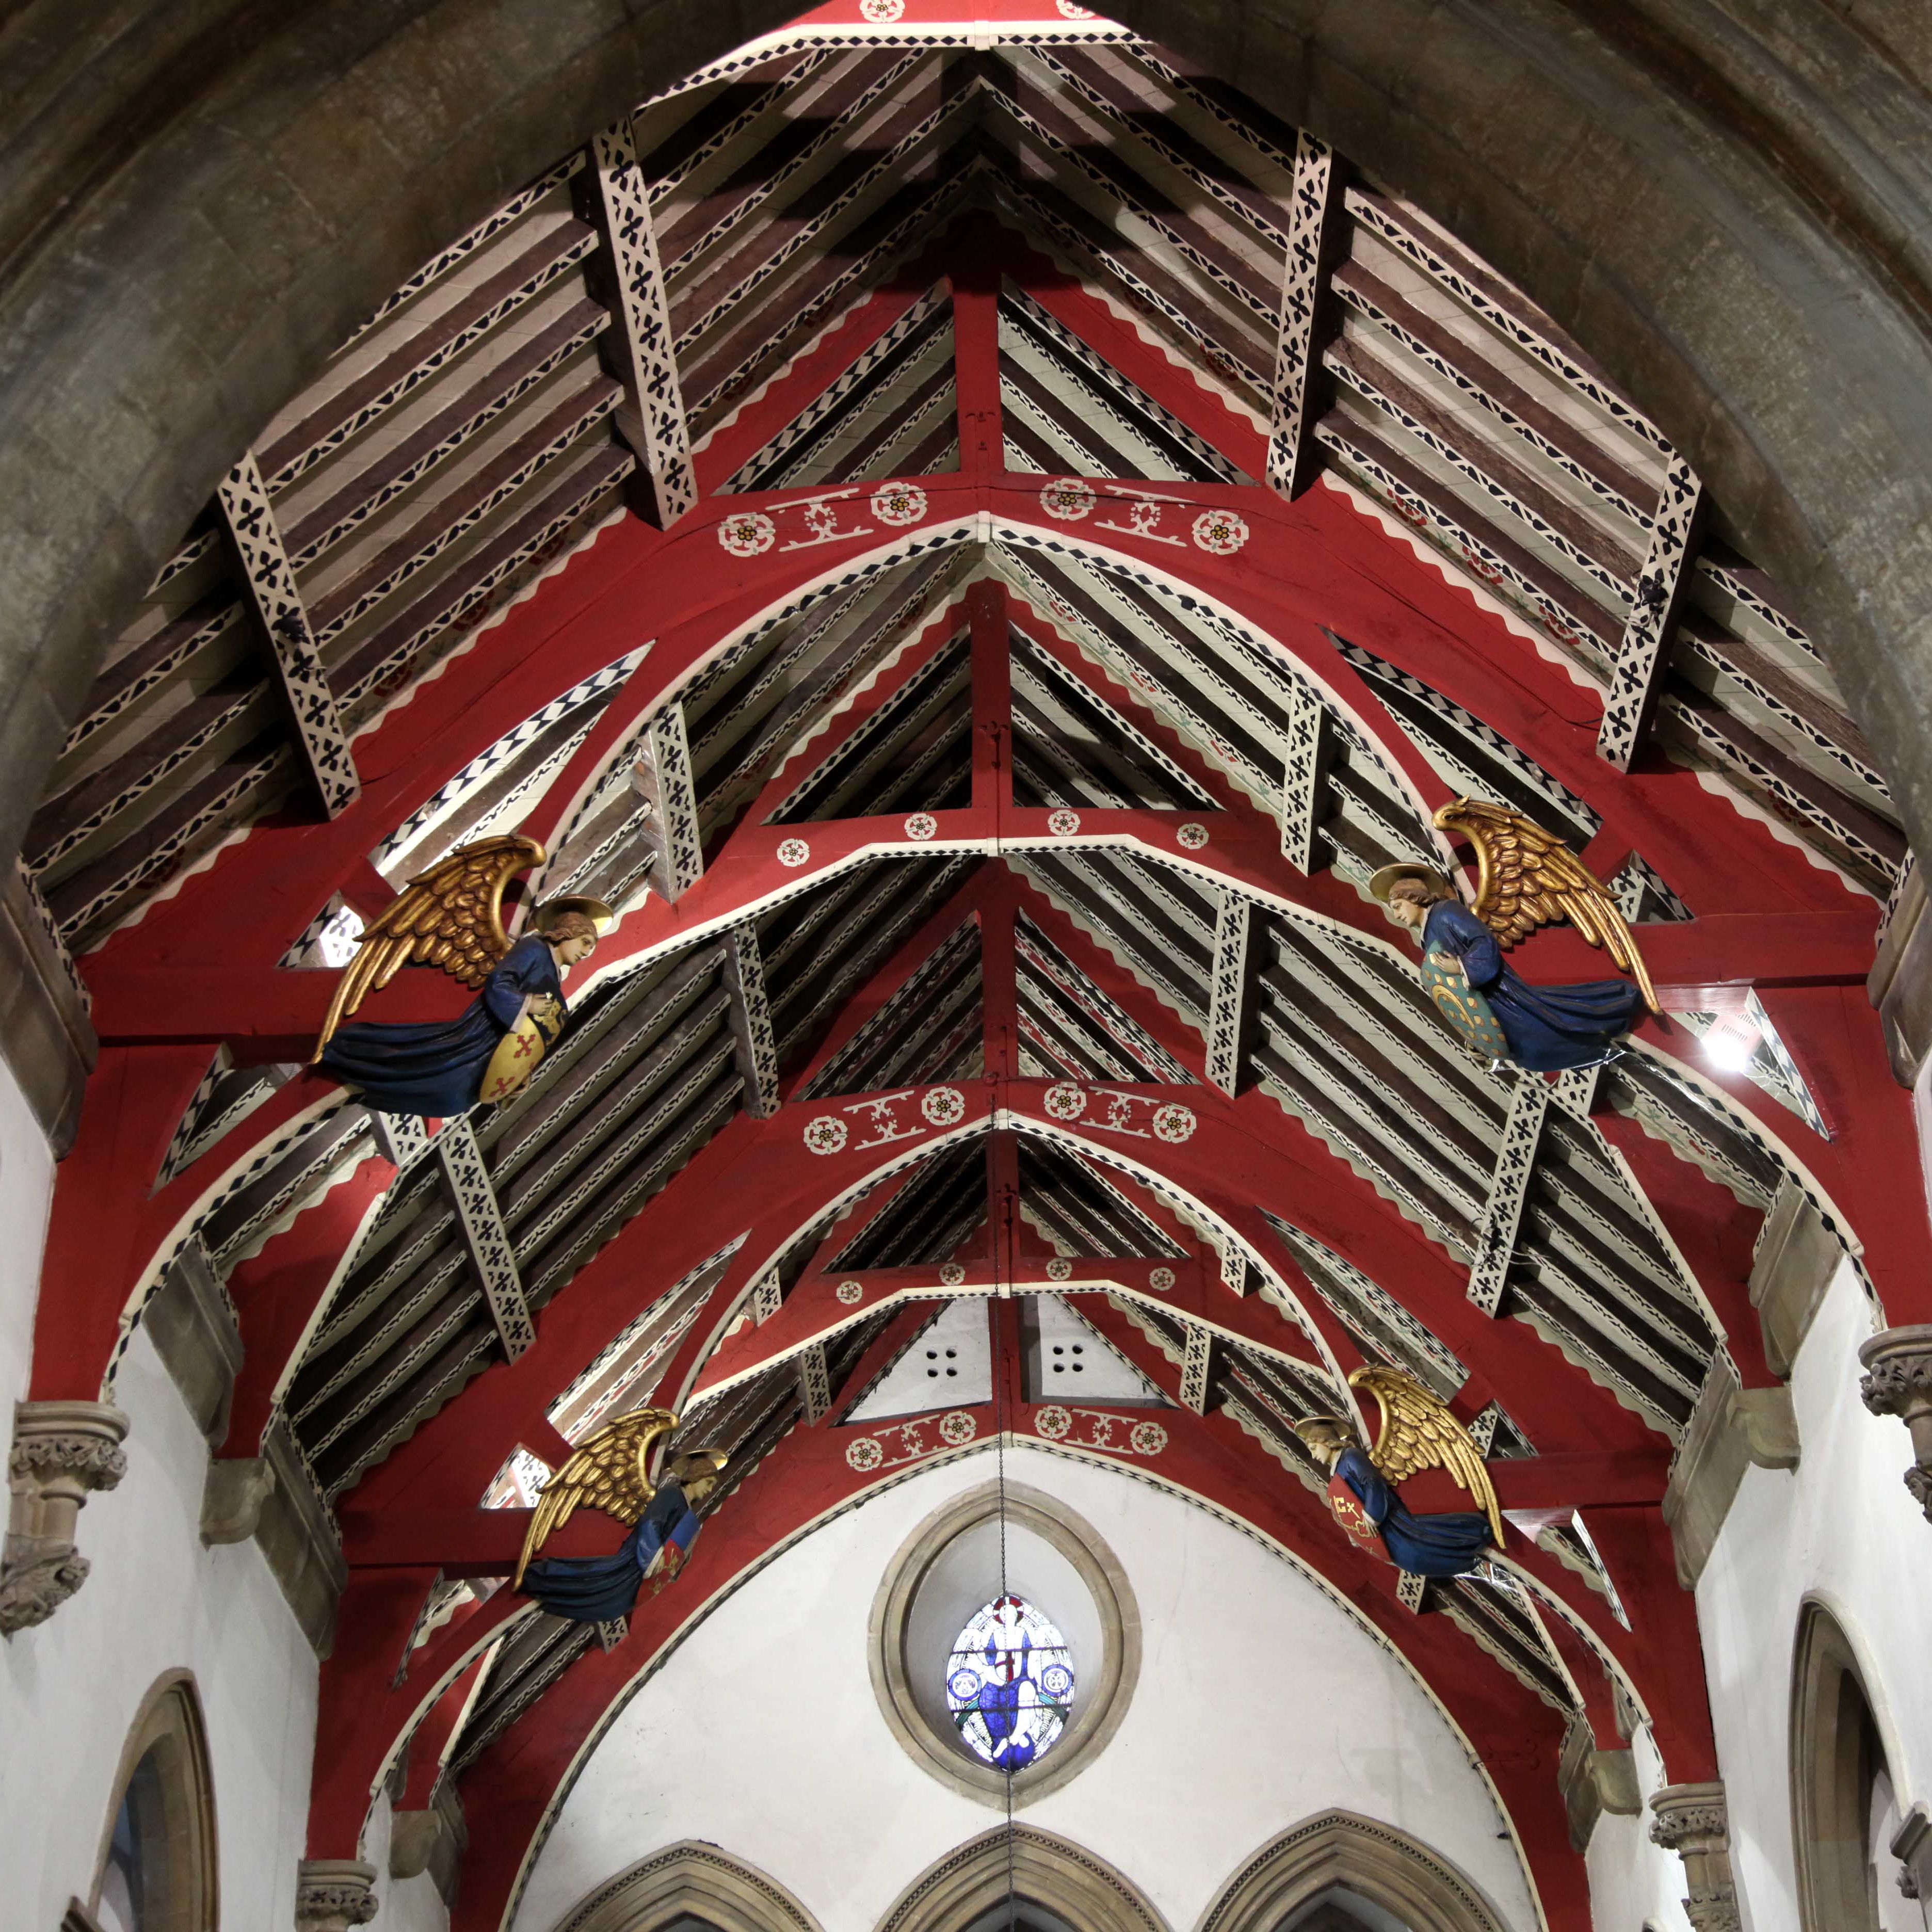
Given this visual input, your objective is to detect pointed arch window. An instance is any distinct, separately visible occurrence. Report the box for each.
[73,1672,217,1932]
[1791,1603,1919,1930]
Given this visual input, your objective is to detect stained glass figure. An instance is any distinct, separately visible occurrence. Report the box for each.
[944,1595,1075,1770]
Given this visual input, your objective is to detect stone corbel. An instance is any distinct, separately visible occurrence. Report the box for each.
[1859,1326,1932,1523]
[201,1457,276,1545]
[1557,1717,1640,1852]
[1649,1782,1741,1932]
[1748,1178,1842,1377]
[1663,1357,1800,1585]
[295,1858,378,1931]
[389,1780,468,1909]
[2,1401,129,1636]
[1893,1804,1930,1905]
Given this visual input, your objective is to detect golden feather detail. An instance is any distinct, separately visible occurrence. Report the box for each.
[311,833,545,1058]
[1431,799,1659,1013]
[1348,1365,1504,1550]
[513,1408,680,1590]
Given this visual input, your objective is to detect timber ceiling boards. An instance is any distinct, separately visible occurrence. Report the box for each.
[30,17,1898,953]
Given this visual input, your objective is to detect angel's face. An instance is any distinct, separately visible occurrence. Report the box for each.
[554,932,598,968]
[1383,893,1428,931]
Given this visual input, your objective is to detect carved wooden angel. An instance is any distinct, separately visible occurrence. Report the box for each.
[311,834,609,1116]
[513,1408,728,1625]
[1370,799,1660,1072]
[1294,1366,1504,1577]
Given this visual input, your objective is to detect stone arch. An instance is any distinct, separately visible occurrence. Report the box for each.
[6,4,1932,878]
[85,1668,219,1932]
[550,1841,825,1932]
[1194,1810,1508,1932]
[1790,1597,1917,1929]
[875,1824,1170,1932]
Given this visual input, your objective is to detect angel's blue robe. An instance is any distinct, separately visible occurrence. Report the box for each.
[317,933,565,1117]
[519,1480,703,1624]
[1335,1445,1492,1577]
[1423,900,1646,1072]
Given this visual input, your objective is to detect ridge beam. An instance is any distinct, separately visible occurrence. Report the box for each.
[1597,456,1704,770]
[215,453,359,818]
[581,119,697,527]
[722,924,782,1117]
[1266,131,1347,501]
[1468,1072,1551,1316]
[1203,892,1261,1097]
[435,1117,534,1360]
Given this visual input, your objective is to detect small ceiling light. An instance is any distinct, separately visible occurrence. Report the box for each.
[1705,1013,1761,1072]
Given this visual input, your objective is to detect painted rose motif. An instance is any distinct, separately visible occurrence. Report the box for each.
[1149,1266,1177,1291]
[922,1086,966,1125]
[1034,1405,1073,1440]
[939,1410,977,1445]
[904,812,938,841]
[1130,1421,1168,1455]
[1040,478,1096,522]
[804,1115,849,1154]
[1151,1102,1197,1144]
[1191,509,1249,555]
[837,1280,864,1305]
[1177,822,1210,850]
[940,1263,967,1286]
[1044,1084,1087,1121]
[777,838,811,867]
[860,0,905,18]
[1046,1259,1072,1282]
[1048,809,1081,837]
[870,480,927,525]
[719,511,776,556]
[846,1436,885,1471]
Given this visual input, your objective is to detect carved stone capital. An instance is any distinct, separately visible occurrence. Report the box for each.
[1650,1782,1739,1932]
[295,1858,378,1931]
[1859,1326,1932,1523]
[2,1402,128,1634]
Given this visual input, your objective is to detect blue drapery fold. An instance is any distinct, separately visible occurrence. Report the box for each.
[318,934,565,1116]
[1424,901,1646,1072]
[520,1482,701,1624]
[1337,1445,1492,1577]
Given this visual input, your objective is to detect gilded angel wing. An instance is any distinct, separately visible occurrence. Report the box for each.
[513,1407,680,1588]
[1432,798,1659,1012]
[312,833,545,1057]
[1348,1364,1504,1549]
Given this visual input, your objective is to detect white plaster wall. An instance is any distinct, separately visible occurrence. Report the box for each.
[0,1044,57,1405]
[1,1301,321,1928]
[514,1444,1538,1932]
[1693,1257,1932,1932]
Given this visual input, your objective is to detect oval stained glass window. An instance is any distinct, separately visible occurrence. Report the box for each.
[944,1594,1076,1770]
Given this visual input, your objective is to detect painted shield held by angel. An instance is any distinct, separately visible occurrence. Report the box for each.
[1294,1367,1505,1578]
[1372,799,1660,1072]
[310,834,610,1117]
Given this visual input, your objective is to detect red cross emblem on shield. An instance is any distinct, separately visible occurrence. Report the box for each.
[1326,1475,1390,1560]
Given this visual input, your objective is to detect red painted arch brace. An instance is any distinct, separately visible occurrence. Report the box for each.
[17,198,1915,1932]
